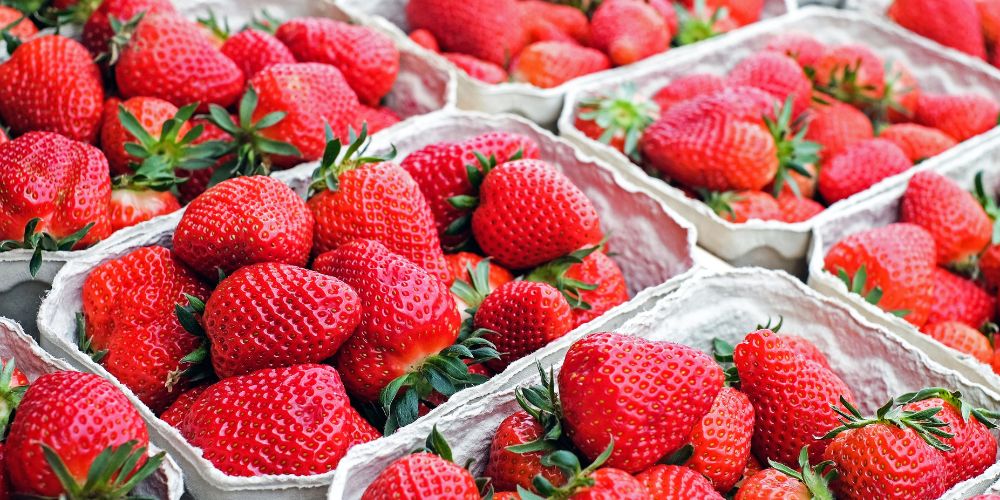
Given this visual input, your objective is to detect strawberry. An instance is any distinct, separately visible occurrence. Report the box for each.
[575,83,659,157]
[732,329,855,466]
[817,139,912,204]
[704,191,780,223]
[881,60,921,123]
[673,1,739,45]
[175,118,228,204]
[220,28,295,79]
[527,249,629,328]
[276,18,399,107]
[925,267,995,328]
[362,427,480,499]
[590,0,670,66]
[0,36,104,143]
[822,397,952,499]
[307,130,450,281]
[878,123,957,162]
[780,334,831,369]
[685,387,754,492]
[735,455,764,490]
[354,105,401,134]
[159,384,209,426]
[470,159,603,270]
[519,0,591,45]
[510,41,611,89]
[824,223,937,326]
[914,92,999,142]
[685,0,764,26]
[172,175,314,279]
[532,447,650,499]
[981,243,1000,289]
[114,13,245,111]
[901,171,991,265]
[0,6,38,40]
[921,321,992,362]
[179,364,379,476]
[802,98,874,162]
[442,53,508,84]
[81,0,176,55]
[728,52,812,117]
[406,0,527,66]
[408,28,439,52]
[889,0,987,59]
[812,44,886,104]
[734,447,837,500]
[980,0,1000,44]
[100,97,191,176]
[7,371,161,497]
[445,252,515,288]
[764,33,826,68]
[559,332,723,472]
[636,465,723,499]
[108,187,180,232]
[776,192,824,223]
[650,73,727,113]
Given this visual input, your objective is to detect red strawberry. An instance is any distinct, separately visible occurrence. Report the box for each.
[159,384,209,426]
[406,0,527,66]
[812,44,886,103]
[914,92,999,142]
[485,410,564,492]
[276,18,399,107]
[980,0,1000,44]
[764,33,826,68]
[471,159,603,270]
[443,53,508,84]
[636,465,723,499]
[510,41,611,89]
[704,191,781,223]
[879,123,957,162]
[362,428,479,499]
[0,6,38,40]
[575,83,659,157]
[981,243,1000,289]
[100,97,189,176]
[674,1,738,45]
[220,28,295,79]
[172,175,314,279]
[686,387,754,493]
[108,187,180,232]
[734,447,837,500]
[445,252,515,288]
[685,0,764,26]
[115,13,244,111]
[728,52,812,117]
[825,223,937,326]
[519,0,591,45]
[889,0,987,58]
[781,334,831,369]
[176,118,227,204]
[559,332,723,472]
[802,98,874,162]
[925,267,995,327]
[0,359,28,434]
[901,171,991,265]
[354,105,401,134]
[650,73,727,113]
[531,250,629,328]
[81,0,176,55]
[408,28,439,52]
[179,364,379,476]
[776,192,824,223]
[818,139,912,204]
[7,372,155,496]
[733,329,855,466]
[590,0,670,66]
[0,36,104,143]
[882,60,921,123]
[921,321,992,363]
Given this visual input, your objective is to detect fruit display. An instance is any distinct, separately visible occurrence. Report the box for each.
[328,268,1000,499]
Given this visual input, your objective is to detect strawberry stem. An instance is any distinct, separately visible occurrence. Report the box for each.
[44,440,165,498]
[308,123,394,196]
[896,387,1000,429]
[524,245,602,310]
[769,446,837,500]
[822,395,955,451]
[0,358,26,436]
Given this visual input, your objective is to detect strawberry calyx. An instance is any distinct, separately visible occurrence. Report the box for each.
[0,358,27,436]
[702,190,746,220]
[0,218,94,277]
[308,123,395,197]
[822,395,955,451]
[445,149,524,238]
[866,60,916,127]
[507,363,570,456]
[75,312,107,363]
[451,258,494,316]
[813,61,879,109]
[173,293,215,386]
[576,83,659,160]
[248,9,281,35]
[711,337,740,388]
[673,0,727,46]
[208,86,302,184]
[896,387,1000,429]
[416,426,498,498]
[834,264,885,308]
[101,12,145,65]
[524,245,602,310]
[196,10,231,41]
[765,96,820,199]
[43,439,165,499]
[517,440,615,500]
[768,446,837,500]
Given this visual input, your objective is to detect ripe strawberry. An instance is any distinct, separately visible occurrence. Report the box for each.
[674,1,739,45]
[100,97,190,176]
[781,334,831,369]
[528,249,629,328]
[812,44,886,103]
[276,18,399,107]
[590,0,670,66]
[159,384,209,426]
[650,73,727,113]
[685,387,754,492]
[115,13,244,111]
[0,36,103,143]
[734,447,837,500]
[575,83,658,157]
[0,359,27,435]
[545,453,650,499]
[879,123,957,162]
[486,410,564,493]
[925,267,995,328]
[981,243,1000,289]
[901,171,991,265]
[921,321,992,363]
[220,28,295,79]
[445,252,514,288]
[824,223,937,326]
[519,0,591,45]
[354,105,401,134]
[175,118,228,204]
[179,364,379,476]
[914,92,999,142]
[363,427,479,499]
[889,0,987,59]
[685,0,764,26]
[172,175,314,279]
[406,0,527,66]
[776,192,824,223]
[817,139,912,203]
[802,98,874,162]
[559,332,723,472]
[733,329,855,466]
[728,52,812,117]
[636,465,723,499]
[442,53,508,84]
[7,372,158,496]
[764,33,826,68]
[81,0,176,55]
[109,187,180,232]
[510,41,611,89]
[307,131,449,281]
[0,6,38,40]
[704,191,780,223]
[471,159,603,270]
[408,28,439,52]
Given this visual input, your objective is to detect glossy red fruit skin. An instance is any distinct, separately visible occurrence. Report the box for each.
[818,139,912,204]
[925,267,995,328]
[824,223,937,327]
[558,332,723,473]
[981,244,1000,289]
[172,176,314,279]
[7,372,149,496]
[889,0,987,58]
[520,0,591,45]
[408,29,439,52]
[734,468,809,499]
[923,321,993,362]
[651,73,727,113]
[109,188,181,232]
[569,468,650,499]
[879,123,957,162]
[361,452,480,500]
[823,423,948,499]
[100,96,188,176]
[443,53,509,84]
[0,6,38,40]
[715,191,781,223]
[485,410,564,493]
[901,172,991,265]
[781,335,831,369]
[472,160,603,270]
[590,0,669,66]
[220,29,296,79]
[687,387,754,493]
[776,193,824,223]
[475,280,573,372]
[636,465,724,499]
[315,239,461,402]
[728,52,812,116]
[82,0,176,55]
[276,18,399,106]
[803,99,874,162]
[510,41,611,89]
[179,364,379,476]
[734,329,855,466]
[116,14,244,111]
[159,384,210,426]
[353,105,401,134]
[812,44,886,100]
[565,251,629,328]
[406,0,527,66]
[764,33,826,67]
[914,92,1000,142]
[0,36,104,143]
[0,131,112,247]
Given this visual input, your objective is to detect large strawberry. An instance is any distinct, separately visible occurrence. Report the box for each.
[179,364,379,476]
[406,0,527,66]
[220,28,295,79]
[108,187,181,232]
[925,267,995,328]
[172,175,314,279]
[685,386,754,493]
[510,41,611,88]
[203,262,362,378]
[734,447,837,500]
[81,0,176,55]
[817,139,912,204]
[590,0,670,66]
[559,332,723,473]
[276,18,399,107]
[889,0,987,58]
[0,35,104,143]
[914,92,999,142]
[158,384,209,428]
[362,427,480,499]
[802,98,874,162]
[728,52,812,117]
[879,123,957,162]
[901,172,991,266]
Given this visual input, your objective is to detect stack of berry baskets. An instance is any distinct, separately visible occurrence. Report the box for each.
[559,6,1000,276]
[36,109,697,499]
[808,131,1000,391]
[0,317,185,499]
[333,0,794,128]
[327,267,1000,499]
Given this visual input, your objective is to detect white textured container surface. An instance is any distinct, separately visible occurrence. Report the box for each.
[37,109,697,499]
[0,318,184,500]
[333,0,794,129]
[328,267,1000,499]
[558,6,1000,276]
[808,133,1000,391]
